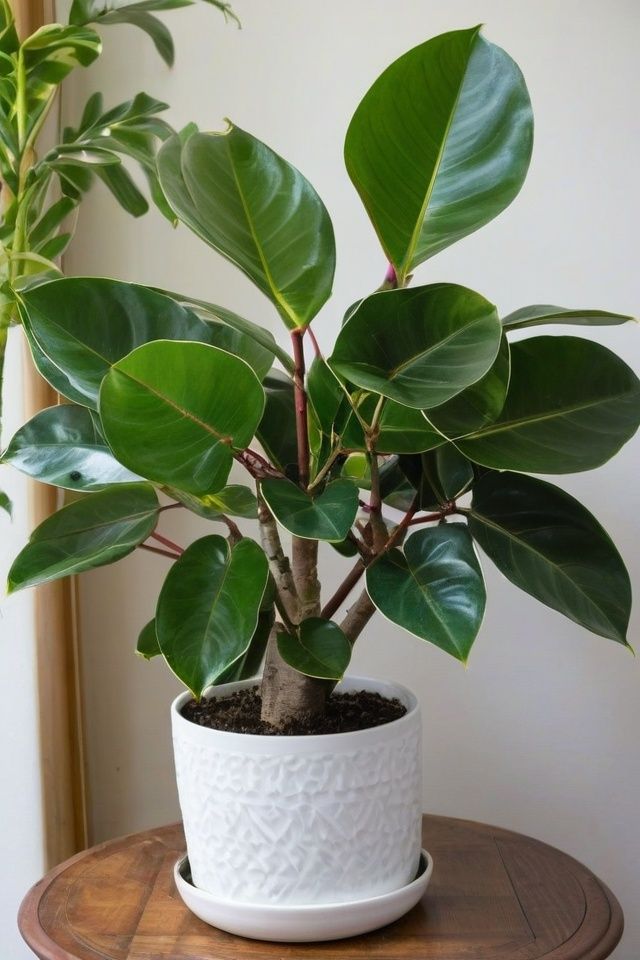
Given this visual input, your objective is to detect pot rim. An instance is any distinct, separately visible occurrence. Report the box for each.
[171,674,419,747]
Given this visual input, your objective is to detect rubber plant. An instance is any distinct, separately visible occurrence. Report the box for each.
[0,0,237,514]
[3,25,638,729]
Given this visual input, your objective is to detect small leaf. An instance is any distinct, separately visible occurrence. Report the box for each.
[169,484,258,520]
[260,477,358,542]
[158,125,335,329]
[137,618,161,659]
[468,471,632,644]
[1,403,141,490]
[330,284,501,409]
[100,340,264,496]
[457,337,640,473]
[278,618,351,680]
[342,394,443,454]
[156,535,269,698]
[366,524,485,662]
[502,304,636,331]
[8,483,159,592]
[0,489,12,518]
[216,609,274,684]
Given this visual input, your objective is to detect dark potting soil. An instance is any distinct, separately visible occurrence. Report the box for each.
[181,687,406,735]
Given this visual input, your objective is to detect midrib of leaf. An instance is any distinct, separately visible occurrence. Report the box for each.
[110,366,234,444]
[462,390,636,441]
[399,27,480,280]
[469,509,621,635]
[388,310,495,381]
[224,135,298,329]
[35,505,157,545]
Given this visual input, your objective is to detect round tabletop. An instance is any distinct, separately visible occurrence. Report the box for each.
[19,815,623,960]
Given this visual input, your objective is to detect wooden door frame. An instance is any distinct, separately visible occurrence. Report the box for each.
[14,0,88,866]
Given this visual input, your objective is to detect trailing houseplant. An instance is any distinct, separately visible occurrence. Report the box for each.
[0,0,237,503]
[3,23,638,939]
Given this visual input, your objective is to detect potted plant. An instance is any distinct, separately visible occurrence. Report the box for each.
[3,24,638,943]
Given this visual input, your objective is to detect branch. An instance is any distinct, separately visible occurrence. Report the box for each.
[340,589,376,644]
[140,543,181,561]
[291,328,310,487]
[257,494,300,624]
[321,559,365,620]
[150,531,184,555]
[235,447,282,480]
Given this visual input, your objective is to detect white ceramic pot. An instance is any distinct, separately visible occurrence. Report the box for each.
[171,675,422,907]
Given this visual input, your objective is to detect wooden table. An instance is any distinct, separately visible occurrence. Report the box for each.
[19,816,623,960]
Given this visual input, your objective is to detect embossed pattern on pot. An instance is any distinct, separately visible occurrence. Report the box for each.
[171,676,423,905]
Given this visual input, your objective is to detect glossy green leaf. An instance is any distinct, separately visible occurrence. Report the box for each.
[307,359,348,436]
[458,337,640,473]
[157,125,335,328]
[22,25,101,139]
[469,471,632,644]
[100,340,264,496]
[366,523,485,662]
[137,618,160,659]
[260,477,358,542]
[20,278,221,409]
[156,535,269,698]
[428,446,474,502]
[502,304,636,331]
[428,334,510,437]
[216,609,274,684]
[256,370,297,473]
[0,489,11,517]
[8,483,159,592]
[169,484,258,520]
[203,317,274,380]
[330,284,501,409]
[344,27,533,283]
[342,394,443,454]
[1,404,141,491]
[158,291,294,373]
[277,618,351,680]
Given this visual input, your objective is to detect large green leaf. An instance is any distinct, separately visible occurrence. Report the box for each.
[330,284,501,409]
[157,125,335,329]
[1,404,141,491]
[502,304,636,331]
[277,618,351,680]
[344,27,533,283]
[260,477,358,542]
[428,334,510,437]
[458,337,640,473]
[156,535,269,698]
[366,523,485,662]
[100,340,264,496]
[20,278,220,409]
[468,471,632,645]
[8,483,158,591]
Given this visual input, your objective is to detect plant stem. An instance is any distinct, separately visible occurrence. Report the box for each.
[306,443,342,492]
[340,589,376,644]
[321,559,365,620]
[290,327,310,488]
[140,543,181,560]
[150,531,184,555]
[219,514,242,544]
[257,494,300,623]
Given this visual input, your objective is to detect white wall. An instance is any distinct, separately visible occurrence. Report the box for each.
[0,333,45,957]
[63,1,639,956]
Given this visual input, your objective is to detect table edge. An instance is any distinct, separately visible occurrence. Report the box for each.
[18,815,625,960]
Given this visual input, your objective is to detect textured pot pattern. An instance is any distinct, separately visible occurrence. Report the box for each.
[171,676,422,906]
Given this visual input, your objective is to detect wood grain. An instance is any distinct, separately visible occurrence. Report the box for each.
[18,816,623,960]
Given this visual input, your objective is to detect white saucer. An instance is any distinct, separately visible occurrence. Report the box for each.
[173,850,433,943]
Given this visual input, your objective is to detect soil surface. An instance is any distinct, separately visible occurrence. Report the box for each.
[181,687,406,735]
